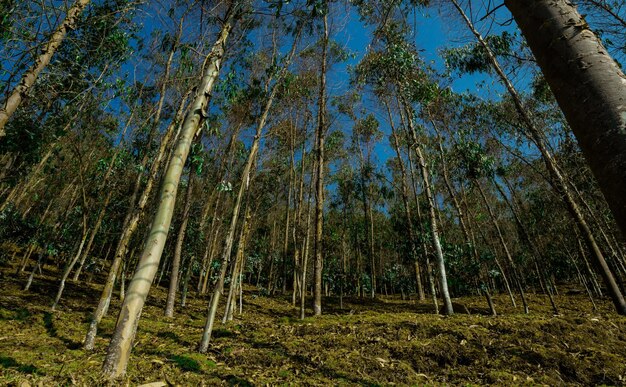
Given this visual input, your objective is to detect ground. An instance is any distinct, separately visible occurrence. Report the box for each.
[1,263,625,386]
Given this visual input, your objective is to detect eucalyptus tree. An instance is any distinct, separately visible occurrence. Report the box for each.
[101,1,243,378]
[353,19,454,312]
[386,118,423,297]
[503,0,626,240]
[352,114,382,298]
[312,0,329,316]
[0,0,91,137]
[83,9,194,349]
[448,0,626,315]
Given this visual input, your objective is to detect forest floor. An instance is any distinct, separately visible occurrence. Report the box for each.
[1,264,626,386]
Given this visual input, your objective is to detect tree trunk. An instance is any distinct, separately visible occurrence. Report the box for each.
[475,182,529,314]
[83,88,191,351]
[505,0,626,238]
[313,9,329,316]
[483,288,497,316]
[224,206,252,323]
[72,189,114,281]
[453,0,626,315]
[51,230,89,310]
[101,9,235,378]
[0,0,91,137]
[197,27,300,352]
[386,102,424,301]
[300,175,314,319]
[403,103,453,315]
[164,168,195,318]
[494,180,559,314]
[24,251,44,291]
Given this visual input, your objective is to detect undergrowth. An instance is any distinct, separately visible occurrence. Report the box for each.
[0,264,625,386]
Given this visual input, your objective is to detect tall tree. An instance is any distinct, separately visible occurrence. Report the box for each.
[505,0,626,241]
[0,0,91,137]
[101,3,239,377]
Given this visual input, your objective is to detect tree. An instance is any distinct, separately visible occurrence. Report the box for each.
[0,0,91,137]
[101,2,239,377]
[505,0,626,244]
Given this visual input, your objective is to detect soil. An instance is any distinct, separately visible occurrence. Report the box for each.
[1,264,625,386]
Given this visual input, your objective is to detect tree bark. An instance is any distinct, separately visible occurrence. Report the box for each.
[452,0,626,315]
[386,101,424,301]
[101,8,236,377]
[475,182,529,314]
[164,168,195,317]
[505,0,626,239]
[197,27,300,351]
[402,101,453,315]
[313,9,329,316]
[83,88,190,351]
[0,0,91,137]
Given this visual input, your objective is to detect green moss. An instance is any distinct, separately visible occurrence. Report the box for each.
[1,266,625,386]
[170,355,202,372]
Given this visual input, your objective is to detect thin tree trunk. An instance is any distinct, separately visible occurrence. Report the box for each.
[24,251,44,291]
[402,102,453,315]
[300,172,315,319]
[224,206,251,323]
[0,0,91,136]
[51,230,88,310]
[386,102,425,301]
[313,9,329,316]
[164,168,195,318]
[73,189,114,281]
[197,27,300,352]
[493,180,558,314]
[475,182,529,314]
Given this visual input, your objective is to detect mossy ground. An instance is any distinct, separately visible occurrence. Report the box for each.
[0,263,625,386]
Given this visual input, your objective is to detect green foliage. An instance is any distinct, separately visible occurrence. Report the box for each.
[0,0,15,41]
[531,74,554,103]
[443,32,513,75]
[0,204,36,244]
[453,134,495,179]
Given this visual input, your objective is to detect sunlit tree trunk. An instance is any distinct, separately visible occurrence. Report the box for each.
[406,147,437,311]
[101,8,236,377]
[224,205,252,323]
[386,101,424,301]
[301,172,315,319]
[198,28,300,351]
[401,101,453,315]
[292,128,307,306]
[83,88,190,351]
[281,126,294,295]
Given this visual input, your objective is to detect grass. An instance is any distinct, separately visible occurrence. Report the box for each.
[0,262,625,386]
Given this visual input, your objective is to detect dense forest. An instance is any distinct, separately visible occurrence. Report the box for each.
[1,0,626,384]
